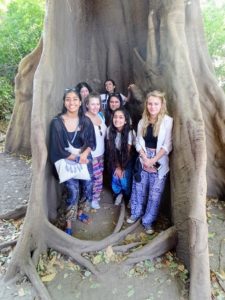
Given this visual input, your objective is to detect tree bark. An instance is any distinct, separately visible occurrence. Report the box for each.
[5,38,43,156]
[5,0,225,299]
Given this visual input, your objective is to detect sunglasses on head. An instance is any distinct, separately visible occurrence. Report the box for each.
[64,87,77,93]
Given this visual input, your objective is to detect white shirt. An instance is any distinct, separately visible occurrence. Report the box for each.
[107,128,136,150]
[91,120,107,158]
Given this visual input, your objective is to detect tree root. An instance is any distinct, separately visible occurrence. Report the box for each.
[0,239,17,251]
[0,205,27,220]
[24,258,51,300]
[113,202,125,233]
[81,220,141,253]
[123,226,177,265]
[113,241,147,253]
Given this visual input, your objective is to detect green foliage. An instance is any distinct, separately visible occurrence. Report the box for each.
[202,0,225,85]
[0,77,14,120]
[0,0,44,120]
[0,0,45,79]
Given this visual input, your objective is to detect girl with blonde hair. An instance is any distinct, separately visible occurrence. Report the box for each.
[127,90,173,234]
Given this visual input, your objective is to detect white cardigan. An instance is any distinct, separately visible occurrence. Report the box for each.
[136,115,173,178]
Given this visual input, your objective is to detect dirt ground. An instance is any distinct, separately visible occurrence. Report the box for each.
[0,148,225,299]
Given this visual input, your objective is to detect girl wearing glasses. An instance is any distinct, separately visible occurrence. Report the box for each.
[107,108,136,206]
[85,92,107,209]
[49,88,96,235]
[127,91,173,235]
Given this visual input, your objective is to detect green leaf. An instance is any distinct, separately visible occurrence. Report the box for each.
[208,232,216,239]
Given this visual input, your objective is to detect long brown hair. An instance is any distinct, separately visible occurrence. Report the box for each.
[142,90,167,137]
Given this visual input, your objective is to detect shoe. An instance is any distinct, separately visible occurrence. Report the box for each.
[145,228,154,235]
[77,212,91,224]
[126,216,137,224]
[115,193,123,206]
[91,201,100,209]
[65,228,72,235]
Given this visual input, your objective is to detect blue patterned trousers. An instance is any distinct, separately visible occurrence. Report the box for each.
[64,160,93,221]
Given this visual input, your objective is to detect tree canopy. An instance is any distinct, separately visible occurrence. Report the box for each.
[202,0,225,86]
[0,0,44,120]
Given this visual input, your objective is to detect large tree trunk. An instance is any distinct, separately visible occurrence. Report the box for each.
[4,0,225,299]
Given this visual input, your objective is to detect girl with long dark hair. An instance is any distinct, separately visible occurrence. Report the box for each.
[105,92,123,126]
[107,108,135,205]
[49,88,96,235]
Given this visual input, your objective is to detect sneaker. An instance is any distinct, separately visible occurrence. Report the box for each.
[126,216,137,224]
[91,201,100,209]
[115,193,123,206]
[145,228,154,235]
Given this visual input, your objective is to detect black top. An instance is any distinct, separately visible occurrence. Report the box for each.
[49,115,96,164]
[144,124,158,148]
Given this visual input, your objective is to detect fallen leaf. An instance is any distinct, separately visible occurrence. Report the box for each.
[92,253,103,265]
[127,286,135,298]
[18,288,25,296]
[125,234,136,243]
[105,246,114,262]
[216,270,225,281]
[41,273,56,282]
[178,264,185,272]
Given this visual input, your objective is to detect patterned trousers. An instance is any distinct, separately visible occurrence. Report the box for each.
[130,149,167,229]
[64,160,93,221]
[92,155,104,202]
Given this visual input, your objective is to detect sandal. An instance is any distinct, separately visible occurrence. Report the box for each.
[77,211,91,224]
[65,228,72,235]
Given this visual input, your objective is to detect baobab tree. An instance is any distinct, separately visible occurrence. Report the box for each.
[3,0,225,299]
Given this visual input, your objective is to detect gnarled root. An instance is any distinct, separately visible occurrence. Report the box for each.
[113,241,147,253]
[113,202,126,233]
[0,205,27,220]
[24,258,51,300]
[0,239,17,251]
[123,226,177,265]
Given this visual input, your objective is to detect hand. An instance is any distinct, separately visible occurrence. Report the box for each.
[143,165,157,173]
[139,151,147,162]
[114,167,124,178]
[79,153,89,164]
[143,157,156,169]
[128,83,135,90]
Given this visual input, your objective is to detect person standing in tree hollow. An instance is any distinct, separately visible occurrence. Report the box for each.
[127,90,173,235]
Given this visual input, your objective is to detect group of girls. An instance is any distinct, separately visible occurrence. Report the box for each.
[49,79,173,236]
